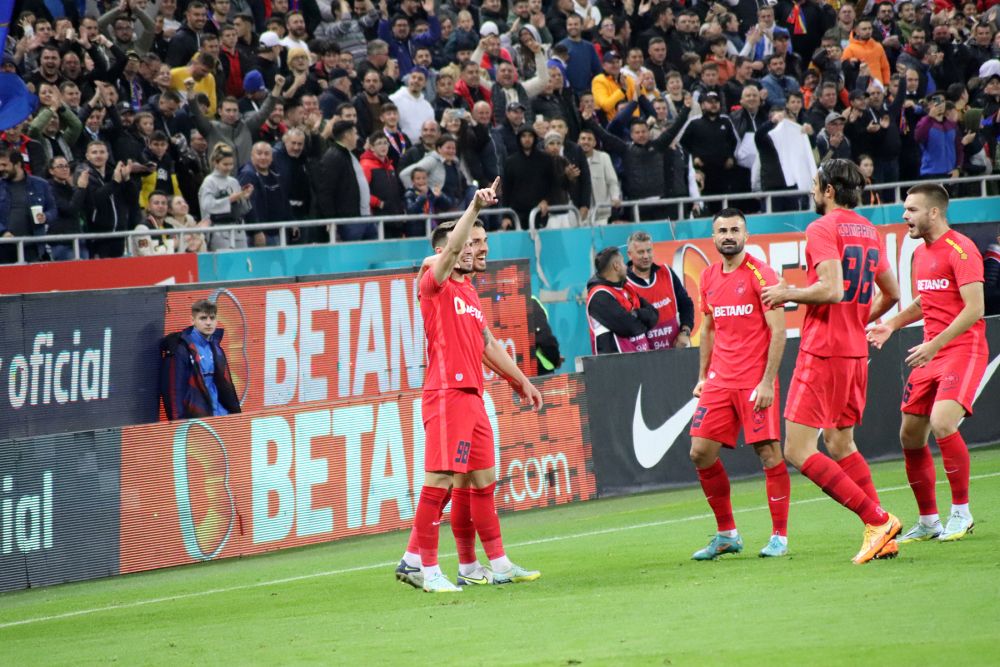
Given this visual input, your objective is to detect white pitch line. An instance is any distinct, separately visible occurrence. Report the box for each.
[2,471,998,631]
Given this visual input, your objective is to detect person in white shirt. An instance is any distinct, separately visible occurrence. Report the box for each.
[577,127,620,225]
[389,66,436,143]
[279,10,311,53]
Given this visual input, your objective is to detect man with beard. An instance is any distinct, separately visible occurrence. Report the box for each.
[688,208,791,560]
[867,184,987,545]
[403,178,542,592]
[0,149,56,263]
[761,158,902,564]
[586,245,659,354]
[395,207,543,589]
[625,230,694,351]
[167,1,209,67]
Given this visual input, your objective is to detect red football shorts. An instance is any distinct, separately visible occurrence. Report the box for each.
[901,349,988,416]
[689,381,781,447]
[784,352,868,429]
[422,388,495,473]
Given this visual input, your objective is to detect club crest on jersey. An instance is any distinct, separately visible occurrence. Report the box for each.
[454,296,483,321]
[735,280,747,296]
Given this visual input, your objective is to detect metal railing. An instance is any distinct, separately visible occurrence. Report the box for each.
[0,208,523,264]
[525,174,1000,237]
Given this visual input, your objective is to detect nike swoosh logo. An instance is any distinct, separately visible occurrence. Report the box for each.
[769,496,787,502]
[632,385,699,469]
[944,468,959,474]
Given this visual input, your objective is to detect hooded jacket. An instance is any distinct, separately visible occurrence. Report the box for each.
[841,34,891,85]
[189,92,278,167]
[359,149,404,214]
[161,326,242,420]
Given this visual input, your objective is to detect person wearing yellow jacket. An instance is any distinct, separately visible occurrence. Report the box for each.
[171,52,219,117]
[592,51,636,121]
[841,19,890,85]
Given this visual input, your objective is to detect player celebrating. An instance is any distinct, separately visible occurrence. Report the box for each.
[867,184,988,543]
[689,209,791,560]
[396,217,543,589]
[761,159,902,564]
[411,177,542,593]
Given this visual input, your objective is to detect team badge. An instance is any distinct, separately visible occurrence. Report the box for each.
[735,280,747,296]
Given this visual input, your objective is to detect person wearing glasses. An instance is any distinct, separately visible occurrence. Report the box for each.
[45,156,88,261]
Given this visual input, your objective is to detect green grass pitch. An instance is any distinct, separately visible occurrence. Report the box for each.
[3,446,1000,666]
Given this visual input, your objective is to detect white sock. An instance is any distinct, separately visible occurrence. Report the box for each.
[458,561,480,576]
[951,503,971,519]
[719,529,738,539]
[919,513,941,528]
[421,564,442,578]
[403,551,421,568]
[490,555,512,572]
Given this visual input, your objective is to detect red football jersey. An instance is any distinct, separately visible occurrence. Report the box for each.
[700,254,780,389]
[419,270,486,394]
[800,209,889,358]
[914,228,986,354]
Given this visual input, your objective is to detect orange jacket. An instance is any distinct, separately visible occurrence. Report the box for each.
[592,73,636,120]
[841,35,890,85]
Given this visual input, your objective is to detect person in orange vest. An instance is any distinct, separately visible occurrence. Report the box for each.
[586,245,659,354]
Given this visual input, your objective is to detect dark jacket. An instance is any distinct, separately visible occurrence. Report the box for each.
[80,162,137,258]
[316,142,362,219]
[501,147,556,227]
[586,273,659,354]
[237,163,291,226]
[166,24,202,67]
[0,174,57,236]
[359,149,404,214]
[271,141,312,220]
[161,326,242,420]
[47,178,87,236]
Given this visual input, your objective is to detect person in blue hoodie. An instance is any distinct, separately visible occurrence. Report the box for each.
[914,94,963,181]
[161,299,242,420]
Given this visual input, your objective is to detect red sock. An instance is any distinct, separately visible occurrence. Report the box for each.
[800,453,887,525]
[764,461,790,537]
[406,487,452,555]
[937,431,970,505]
[697,459,736,532]
[450,487,477,564]
[903,445,938,515]
[837,451,879,504]
[469,483,505,560]
[414,486,449,567]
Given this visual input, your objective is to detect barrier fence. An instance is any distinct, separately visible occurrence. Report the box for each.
[1,319,998,592]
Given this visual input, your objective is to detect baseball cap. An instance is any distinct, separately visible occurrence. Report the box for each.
[506,101,526,112]
[118,101,135,114]
[702,91,720,101]
[479,21,499,37]
[259,31,280,49]
[602,50,622,63]
[825,111,845,124]
[329,67,350,80]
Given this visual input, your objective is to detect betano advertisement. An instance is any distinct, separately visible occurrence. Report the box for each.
[118,374,593,574]
[0,253,199,295]
[162,261,536,413]
[656,223,923,341]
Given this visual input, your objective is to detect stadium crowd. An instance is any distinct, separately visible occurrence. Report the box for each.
[4,0,1000,262]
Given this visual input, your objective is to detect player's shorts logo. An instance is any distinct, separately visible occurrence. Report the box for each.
[941,372,959,390]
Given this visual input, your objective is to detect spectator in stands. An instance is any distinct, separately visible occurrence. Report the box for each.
[399,133,467,212]
[576,127,619,225]
[559,13,601,95]
[99,0,157,54]
[760,54,800,109]
[317,120,375,241]
[404,166,454,229]
[816,111,852,162]
[360,134,406,235]
[140,131,182,207]
[80,141,138,259]
[0,122,46,177]
[679,92,738,214]
[592,50,635,121]
[501,125,554,229]
[161,299,242,420]
[916,95,963,181]
[167,2,209,67]
[165,194,210,253]
[0,148,56,264]
[379,102,410,167]
[399,119,441,171]
[390,66,435,143]
[45,156,86,261]
[353,69,390,142]
[842,18,891,86]
[187,74,281,166]
[199,143,253,249]
[271,127,312,228]
[238,141,291,246]
[586,245,658,355]
[540,130,579,228]
[378,0,440,76]
[131,190,178,255]
[491,55,549,126]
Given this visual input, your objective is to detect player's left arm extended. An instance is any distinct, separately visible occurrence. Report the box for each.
[867,268,901,323]
[909,282,985,365]
[762,259,843,306]
[754,307,787,410]
[482,326,544,410]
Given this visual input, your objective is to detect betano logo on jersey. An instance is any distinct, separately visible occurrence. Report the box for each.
[713,304,755,317]
[453,296,484,322]
[917,278,951,290]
